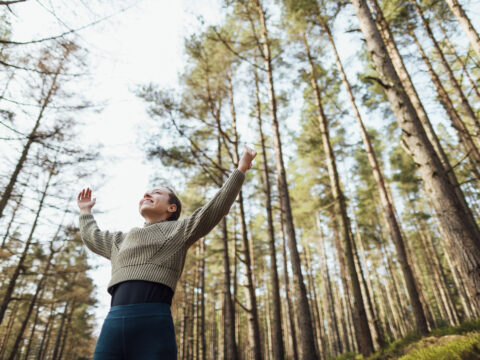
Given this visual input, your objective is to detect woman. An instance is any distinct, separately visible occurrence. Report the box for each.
[77,145,257,359]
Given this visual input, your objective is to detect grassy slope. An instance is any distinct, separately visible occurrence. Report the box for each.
[334,320,480,360]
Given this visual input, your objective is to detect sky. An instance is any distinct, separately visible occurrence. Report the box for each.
[5,0,222,336]
[3,0,480,338]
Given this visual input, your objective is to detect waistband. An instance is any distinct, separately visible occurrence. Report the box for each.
[107,302,171,319]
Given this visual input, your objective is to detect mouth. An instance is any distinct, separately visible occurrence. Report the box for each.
[141,199,153,206]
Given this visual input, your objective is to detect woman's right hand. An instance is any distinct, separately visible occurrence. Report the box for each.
[78,188,96,214]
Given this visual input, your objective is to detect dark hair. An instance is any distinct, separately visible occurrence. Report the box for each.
[165,186,182,221]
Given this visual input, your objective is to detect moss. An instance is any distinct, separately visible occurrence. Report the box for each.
[341,321,480,360]
[398,332,480,360]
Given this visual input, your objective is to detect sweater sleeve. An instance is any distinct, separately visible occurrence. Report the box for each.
[78,213,124,260]
[182,169,246,248]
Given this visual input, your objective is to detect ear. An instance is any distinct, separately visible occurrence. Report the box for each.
[168,204,177,213]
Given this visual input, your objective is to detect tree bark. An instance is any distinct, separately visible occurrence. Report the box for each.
[320,10,428,335]
[280,218,299,360]
[0,49,67,219]
[410,0,480,136]
[252,1,318,358]
[0,167,54,325]
[315,217,342,357]
[438,23,480,101]
[227,72,263,360]
[368,0,480,238]
[445,0,480,60]
[253,60,285,360]
[351,0,480,309]
[409,28,480,180]
[302,32,373,355]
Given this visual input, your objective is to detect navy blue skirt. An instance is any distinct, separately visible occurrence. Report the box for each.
[93,302,177,360]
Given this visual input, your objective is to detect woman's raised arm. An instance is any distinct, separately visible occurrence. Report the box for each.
[77,188,124,259]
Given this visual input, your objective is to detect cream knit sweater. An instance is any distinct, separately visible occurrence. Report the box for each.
[78,169,245,292]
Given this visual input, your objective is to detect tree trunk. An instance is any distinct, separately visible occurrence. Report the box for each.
[198,239,206,359]
[410,0,480,135]
[445,0,480,60]
[438,23,480,101]
[58,299,76,360]
[253,60,285,360]
[0,167,54,325]
[7,243,55,360]
[351,0,480,309]
[280,218,299,360]
[315,215,342,356]
[370,0,480,237]
[303,245,327,359]
[227,72,263,360]
[252,2,318,358]
[368,0,480,239]
[352,223,384,349]
[215,132,238,360]
[23,294,42,360]
[320,11,429,335]
[1,190,25,249]
[409,28,480,180]
[0,51,67,220]
[302,32,373,355]
[37,283,59,360]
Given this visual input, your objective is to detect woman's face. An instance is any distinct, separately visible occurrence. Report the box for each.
[139,187,176,219]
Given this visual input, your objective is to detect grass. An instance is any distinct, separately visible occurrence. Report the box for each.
[398,332,480,360]
[334,320,480,360]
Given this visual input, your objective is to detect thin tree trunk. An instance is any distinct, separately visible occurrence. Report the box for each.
[253,60,285,360]
[227,72,263,360]
[438,24,480,101]
[0,50,67,220]
[216,132,238,360]
[409,28,480,180]
[51,302,69,360]
[352,222,384,349]
[301,31,373,355]
[36,283,59,360]
[329,208,356,352]
[410,0,480,135]
[351,0,480,309]
[252,2,317,358]
[7,242,56,360]
[199,239,206,359]
[23,293,42,360]
[304,244,327,359]
[0,167,54,325]
[368,0,480,241]
[445,0,480,59]
[315,215,342,356]
[280,218,299,360]
[210,292,218,360]
[1,190,25,249]
[58,299,76,360]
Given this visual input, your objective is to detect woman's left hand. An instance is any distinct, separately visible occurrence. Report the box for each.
[238,145,257,173]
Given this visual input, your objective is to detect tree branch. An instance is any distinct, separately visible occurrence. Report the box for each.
[0,0,26,5]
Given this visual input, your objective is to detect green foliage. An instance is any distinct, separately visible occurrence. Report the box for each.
[368,332,423,360]
[334,351,364,360]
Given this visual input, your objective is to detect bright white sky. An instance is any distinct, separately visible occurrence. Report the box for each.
[5,0,223,336]
[3,0,480,339]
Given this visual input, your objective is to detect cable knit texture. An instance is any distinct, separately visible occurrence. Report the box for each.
[79,169,245,292]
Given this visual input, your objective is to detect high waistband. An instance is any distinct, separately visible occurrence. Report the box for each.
[107,302,171,319]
